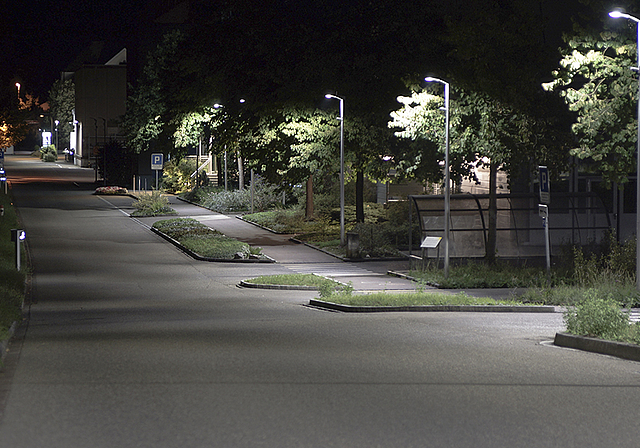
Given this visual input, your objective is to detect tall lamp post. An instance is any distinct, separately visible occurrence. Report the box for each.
[54,120,59,149]
[424,76,451,278]
[325,94,346,246]
[610,10,640,291]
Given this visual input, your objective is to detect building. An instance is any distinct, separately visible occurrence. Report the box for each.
[66,48,127,168]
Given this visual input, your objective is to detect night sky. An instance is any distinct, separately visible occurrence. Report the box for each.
[1,0,598,103]
[3,0,142,99]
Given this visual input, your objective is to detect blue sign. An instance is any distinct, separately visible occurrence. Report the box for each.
[151,153,164,170]
[539,166,550,204]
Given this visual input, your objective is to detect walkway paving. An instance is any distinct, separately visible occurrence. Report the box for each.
[145,196,422,292]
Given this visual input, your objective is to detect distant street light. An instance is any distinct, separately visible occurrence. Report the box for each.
[55,120,59,149]
[15,83,20,103]
[424,76,451,278]
[609,9,640,291]
[325,93,345,246]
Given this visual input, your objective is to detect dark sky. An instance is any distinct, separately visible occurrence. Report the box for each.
[3,0,142,99]
[1,0,591,103]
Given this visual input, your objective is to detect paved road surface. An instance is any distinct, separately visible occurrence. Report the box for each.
[1,155,640,448]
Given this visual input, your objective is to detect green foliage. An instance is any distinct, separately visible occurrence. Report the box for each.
[319,281,353,299]
[122,30,186,155]
[200,177,282,213]
[243,209,306,233]
[320,290,525,307]
[411,261,548,289]
[40,145,57,162]
[162,158,197,193]
[246,273,339,289]
[0,192,26,340]
[152,218,255,259]
[563,291,633,341]
[389,86,566,186]
[47,79,74,151]
[543,28,638,186]
[131,190,177,217]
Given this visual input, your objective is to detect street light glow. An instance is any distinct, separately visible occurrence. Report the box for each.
[609,10,640,22]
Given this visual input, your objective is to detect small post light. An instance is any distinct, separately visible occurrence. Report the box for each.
[11,229,25,271]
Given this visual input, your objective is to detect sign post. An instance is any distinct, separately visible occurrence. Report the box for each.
[538,166,551,284]
[151,153,164,189]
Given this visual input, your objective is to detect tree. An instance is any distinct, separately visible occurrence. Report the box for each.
[543,28,637,187]
[47,79,74,152]
[122,30,186,156]
[246,106,338,219]
[0,91,41,150]
[390,85,565,261]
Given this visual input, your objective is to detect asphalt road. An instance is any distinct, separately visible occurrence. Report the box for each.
[1,155,640,448]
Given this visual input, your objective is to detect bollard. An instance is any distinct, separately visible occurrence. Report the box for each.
[11,229,25,271]
[346,231,360,258]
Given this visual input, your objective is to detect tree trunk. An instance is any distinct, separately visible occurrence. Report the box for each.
[356,171,365,223]
[237,152,244,190]
[305,174,314,220]
[485,161,498,264]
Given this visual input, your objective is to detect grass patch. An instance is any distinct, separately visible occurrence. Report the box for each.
[131,190,177,217]
[321,291,529,307]
[563,291,640,345]
[153,218,260,259]
[409,261,548,289]
[244,273,340,288]
[0,192,26,341]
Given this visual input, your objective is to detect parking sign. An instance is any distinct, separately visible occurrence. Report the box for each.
[539,166,550,204]
[151,153,164,170]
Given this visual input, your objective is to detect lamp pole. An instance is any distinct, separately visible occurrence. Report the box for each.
[610,10,640,291]
[325,94,345,246]
[424,77,451,278]
[54,120,59,149]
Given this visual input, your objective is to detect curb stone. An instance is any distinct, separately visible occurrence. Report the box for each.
[554,332,640,362]
[238,280,319,291]
[309,299,556,313]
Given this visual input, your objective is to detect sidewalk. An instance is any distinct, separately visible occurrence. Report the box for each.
[145,196,422,293]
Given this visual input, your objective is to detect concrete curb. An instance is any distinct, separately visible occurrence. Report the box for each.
[238,281,319,291]
[150,227,275,263]
[554,332,640,362]
[309,299,556,313]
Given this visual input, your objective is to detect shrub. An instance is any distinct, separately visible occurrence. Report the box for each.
[563,291,632,341]
[162,158,197,193]
[200,176,282,213]
[40,145,57,162]
[95,186,128,195]
[131,190,176,216]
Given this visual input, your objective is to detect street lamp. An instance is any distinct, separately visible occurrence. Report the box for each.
[424,76,451,278]
[55,120,59,149]
[325,93,346,246]
[609,9,640,291]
